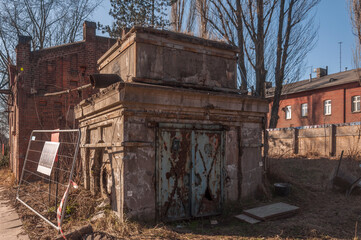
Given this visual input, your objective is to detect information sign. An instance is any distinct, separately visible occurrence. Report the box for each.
[37,141,60,176]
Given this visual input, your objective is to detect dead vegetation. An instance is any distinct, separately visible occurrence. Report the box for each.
[2,155,361,239]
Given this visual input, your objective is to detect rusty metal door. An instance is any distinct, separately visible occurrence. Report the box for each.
[158,128,192,220]
[157,123,224,221]
[191,130,222,217]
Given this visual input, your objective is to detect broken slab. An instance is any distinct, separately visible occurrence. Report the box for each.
[243,202,299,221]
[234,214,261,224]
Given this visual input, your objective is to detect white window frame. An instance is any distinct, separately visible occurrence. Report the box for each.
[285,105,292,120]
[301,103,308,117]
[352,96,360,112]
[324,100,332,115]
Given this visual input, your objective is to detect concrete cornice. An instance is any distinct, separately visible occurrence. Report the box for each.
[75,82,268,120]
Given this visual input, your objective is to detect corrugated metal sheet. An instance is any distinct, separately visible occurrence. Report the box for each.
[157,123,224,221]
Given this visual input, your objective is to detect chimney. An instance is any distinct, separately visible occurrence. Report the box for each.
[16,35,32,84]
[316,67,328,78]
[83,21,96,41]
[18,35,32,45]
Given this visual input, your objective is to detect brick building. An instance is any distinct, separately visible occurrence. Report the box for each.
[8,21,116,180]
[267,68,361,128]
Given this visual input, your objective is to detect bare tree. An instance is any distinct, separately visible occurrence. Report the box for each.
[197,0,211,38]
[241,0,277,97]
[349,0,361,85]
[1,0,100,50]
[53,0,100,45]
[0,0,100,137]
[350,0,361,45]
[269,0,319,128]
[196,0,318,127]
[171,0,197,33]
[198,0,276,94]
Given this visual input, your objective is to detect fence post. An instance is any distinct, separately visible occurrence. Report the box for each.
[293,128,299,155]
[329,124,336,156]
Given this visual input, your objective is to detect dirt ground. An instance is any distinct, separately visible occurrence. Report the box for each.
[2,155,361,239]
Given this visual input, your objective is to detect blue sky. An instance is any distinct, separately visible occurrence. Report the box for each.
[307,0,355,78]
[91,0,356,81]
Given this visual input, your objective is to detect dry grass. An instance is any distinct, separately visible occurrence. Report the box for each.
[2,155,361,239]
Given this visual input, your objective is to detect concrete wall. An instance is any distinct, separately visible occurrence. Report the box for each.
[75,82,268,221]
[98,27,237,89]
[268,124,361,157]
[76,27,268,221]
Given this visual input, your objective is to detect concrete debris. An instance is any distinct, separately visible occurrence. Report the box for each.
[234,214,261,224]
[243,202,299,221]
[91,211,105,222]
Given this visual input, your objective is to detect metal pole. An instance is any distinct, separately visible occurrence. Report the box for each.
[59,130,81,226]
[16,130,35,202]
[55,159,60,212]
[338,42,342,72]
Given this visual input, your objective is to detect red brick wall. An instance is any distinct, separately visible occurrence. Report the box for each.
[268,82,361,128]
[346,86,361,123]
[9,22,116,180]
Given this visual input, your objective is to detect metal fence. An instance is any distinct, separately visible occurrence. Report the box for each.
[16,129,80,231]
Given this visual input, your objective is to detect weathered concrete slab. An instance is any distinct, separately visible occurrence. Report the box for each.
[234,214,261,224]
[0,187,29,240]
[243,202,299,221]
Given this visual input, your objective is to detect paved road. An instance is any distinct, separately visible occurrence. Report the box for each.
[0,187,29,240]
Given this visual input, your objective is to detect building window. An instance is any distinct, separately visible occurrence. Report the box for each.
[285,105,291,119]
[324,100,331,115]
[301,103,308,117]
[352,96,360,112]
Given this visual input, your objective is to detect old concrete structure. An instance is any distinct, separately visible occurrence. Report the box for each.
[75,27,268,221]
[8,22,115,180]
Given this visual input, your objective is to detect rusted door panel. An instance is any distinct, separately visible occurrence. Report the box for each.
[191,131,222,217]
[157,124,224,221]
[158,129,192,220]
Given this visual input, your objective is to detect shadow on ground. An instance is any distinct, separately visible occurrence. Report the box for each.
[4,156,361,239]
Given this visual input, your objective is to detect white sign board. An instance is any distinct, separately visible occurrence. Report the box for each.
[37,141,60,176]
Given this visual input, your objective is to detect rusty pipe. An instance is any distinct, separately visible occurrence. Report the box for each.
[89,74,123,88]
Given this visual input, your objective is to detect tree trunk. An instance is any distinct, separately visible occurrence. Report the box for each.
[255,0,266,97]
[236,0,247,91]
[269,0,294,128]
[269,84,283,128]
[269,0,285,128]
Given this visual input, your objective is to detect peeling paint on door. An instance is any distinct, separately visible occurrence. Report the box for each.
[157,124,223,221]
[191,130,222,217]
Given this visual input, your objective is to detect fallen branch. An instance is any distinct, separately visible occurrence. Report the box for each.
[43,84,92,97]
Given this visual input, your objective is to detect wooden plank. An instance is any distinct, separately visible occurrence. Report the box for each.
[234,214,261,224]
[243,202,299,221]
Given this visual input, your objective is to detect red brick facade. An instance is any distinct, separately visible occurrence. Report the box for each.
[268,80,361,128]
[8,22,116,180]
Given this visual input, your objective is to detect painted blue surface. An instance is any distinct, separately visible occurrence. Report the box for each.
[191,130,222,217]
[158,129,191,220]
[157,124,223,220]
